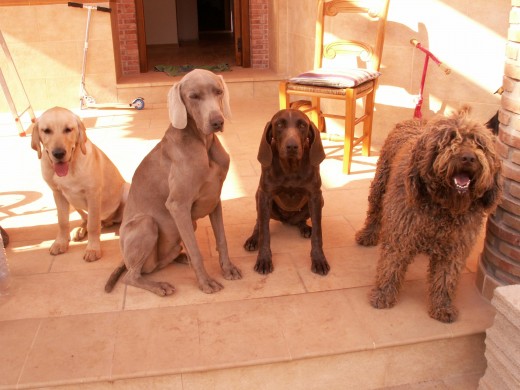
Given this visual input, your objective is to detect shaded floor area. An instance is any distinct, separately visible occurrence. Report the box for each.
[147,32,235,72]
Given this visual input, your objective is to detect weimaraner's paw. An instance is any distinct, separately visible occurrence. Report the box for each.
[311,257,330,275]
[49,240,69,255]
[369,287,397,309]
[151,282,176,296]
[243,235,258,251]
[83,247,101,262]
[198,278,224,294]
[72,226,88,241]
[254,257,273,274]
[223,263,242,280]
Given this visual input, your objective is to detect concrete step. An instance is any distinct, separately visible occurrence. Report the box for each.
[116,68,285,106]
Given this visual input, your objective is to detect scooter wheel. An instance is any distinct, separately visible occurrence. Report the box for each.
[132,98,145,110]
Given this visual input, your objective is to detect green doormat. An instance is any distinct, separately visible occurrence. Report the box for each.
[154,63,232,77]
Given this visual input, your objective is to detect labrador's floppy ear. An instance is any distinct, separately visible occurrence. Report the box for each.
[30,121,42,159]
[218,75,232,120]
[167,82,187,129]
[75,114,87,155]
[257,121,273,167]
[309,121,326,166]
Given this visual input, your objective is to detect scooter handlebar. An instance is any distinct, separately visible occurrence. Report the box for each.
[68,2,111,12]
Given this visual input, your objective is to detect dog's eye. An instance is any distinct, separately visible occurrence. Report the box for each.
[189,93,200,100]
[276,120,286,128]
[42,128,51,134]
[214,89,223,96]
[297,121,307,130]
[64,127,72,133]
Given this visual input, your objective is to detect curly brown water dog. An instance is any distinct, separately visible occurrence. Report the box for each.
[243,109,329,275]
[356,106,502,323]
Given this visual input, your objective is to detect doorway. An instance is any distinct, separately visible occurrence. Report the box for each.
[135,0,250,73]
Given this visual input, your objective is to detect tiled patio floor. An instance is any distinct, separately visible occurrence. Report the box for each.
[0,95,495,389]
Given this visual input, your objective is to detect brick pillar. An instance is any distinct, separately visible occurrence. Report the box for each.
[250,0,269,68]
[116,0,140,75]
[476,0,520,300]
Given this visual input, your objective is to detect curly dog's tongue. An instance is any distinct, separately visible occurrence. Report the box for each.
[453,173,470,192]
[54,162,69,177]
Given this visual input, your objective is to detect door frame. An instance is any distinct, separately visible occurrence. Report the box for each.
[134,0,250,73]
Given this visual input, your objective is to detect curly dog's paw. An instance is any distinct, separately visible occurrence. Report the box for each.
[355,228,378,246]
[429,305,459,323]
[369,287,397,309]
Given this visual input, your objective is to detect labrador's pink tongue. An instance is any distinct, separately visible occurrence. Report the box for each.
[54,162,69,177]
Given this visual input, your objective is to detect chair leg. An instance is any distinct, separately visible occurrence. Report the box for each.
[362,90,376,157]
[311,97,320,130]
[343,93,356,174]
[279,81,289,109]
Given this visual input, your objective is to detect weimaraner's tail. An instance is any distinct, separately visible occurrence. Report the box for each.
[105,263,127,293]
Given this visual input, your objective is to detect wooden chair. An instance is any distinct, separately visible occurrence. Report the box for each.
[279,0,390,174]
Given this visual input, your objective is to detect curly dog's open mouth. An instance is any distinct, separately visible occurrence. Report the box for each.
[453,172,471,194]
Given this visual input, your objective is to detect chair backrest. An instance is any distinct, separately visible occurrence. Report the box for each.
[314,0,390,72]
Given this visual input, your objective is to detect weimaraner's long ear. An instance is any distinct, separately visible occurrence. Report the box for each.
[218,75,232,120]
[309,121,326,166]
[75,114,87,155]
[257,121,273,167]
[167,82,187,129]
[30,122,42,159]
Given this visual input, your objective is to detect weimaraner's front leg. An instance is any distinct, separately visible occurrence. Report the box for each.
[50,190,71,255]
[209,201,242,280]
[167,200,224,293]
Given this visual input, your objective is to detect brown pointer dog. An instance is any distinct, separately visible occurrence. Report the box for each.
[244,109,330,275]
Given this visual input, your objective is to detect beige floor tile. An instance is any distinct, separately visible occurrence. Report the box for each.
[196,298,291,368]
[123,253,306,310]
[0,268,124,321]
[112,306,201,378]
[0,318,41,388]
[345,282,452,348]
[18,313,118,388]
[271,290,374,359]
[5,239,54,275]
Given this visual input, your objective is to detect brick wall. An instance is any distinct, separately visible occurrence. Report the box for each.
[116,0,140,75]
[116,0,268,75]
[250,0,269,68]
[477,0,520,299]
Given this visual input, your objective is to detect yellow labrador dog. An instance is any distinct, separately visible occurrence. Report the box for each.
[105,69,242,296]
[31,107,129,261]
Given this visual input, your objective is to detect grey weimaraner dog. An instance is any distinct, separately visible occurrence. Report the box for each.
[105,69,242,296]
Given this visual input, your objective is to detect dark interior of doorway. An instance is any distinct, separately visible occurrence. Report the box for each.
[146,0,235,72]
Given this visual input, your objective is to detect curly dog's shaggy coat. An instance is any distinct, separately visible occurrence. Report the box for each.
[356,106,502,323]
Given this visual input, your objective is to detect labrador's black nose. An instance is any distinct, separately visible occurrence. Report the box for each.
[52,149,66,160]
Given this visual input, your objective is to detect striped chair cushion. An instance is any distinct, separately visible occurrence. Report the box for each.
[289,68,381,88]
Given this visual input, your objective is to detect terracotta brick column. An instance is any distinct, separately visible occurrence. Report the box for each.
[116,0,140,75]
[476,0,520,299]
